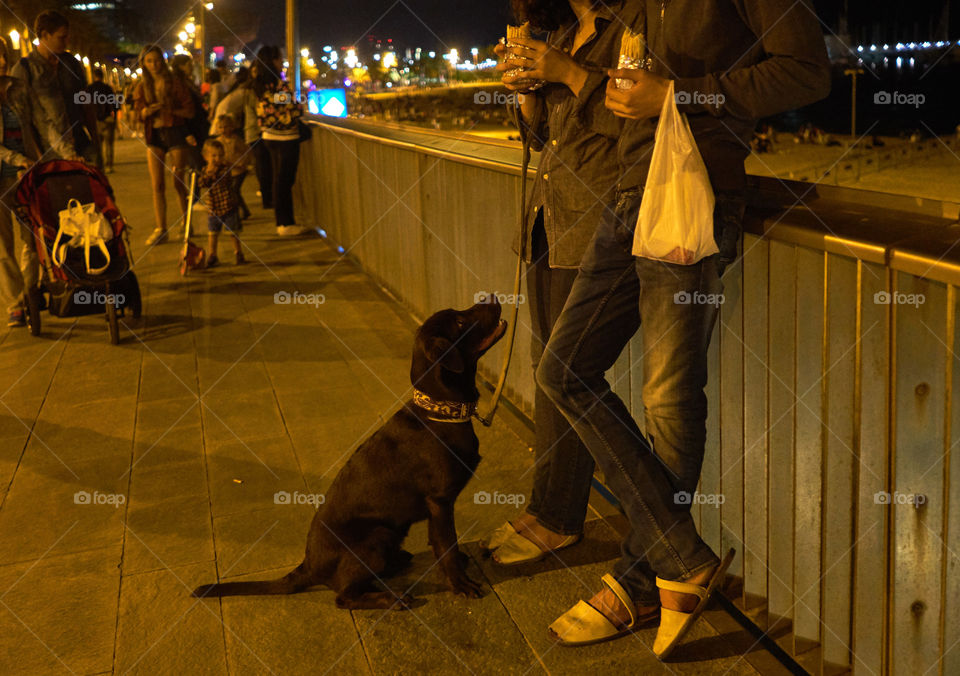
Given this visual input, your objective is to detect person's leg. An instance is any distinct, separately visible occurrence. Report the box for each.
[0,200,22,315]
[536,190,718,607]
[267,141,282,226]
[104,120,116,171]
[168,146,190,218]
[232,171,250,218]
[274,140,300,226]
[253,139,273,208]
[145,146,167,234]
[523,216,595,538]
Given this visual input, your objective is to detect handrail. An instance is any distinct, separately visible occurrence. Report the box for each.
[305,115,960,286]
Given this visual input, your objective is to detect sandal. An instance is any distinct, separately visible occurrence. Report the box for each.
[492,529,581,566]
[548,573,659,647]
[652,548,735,660]
[480,521,518,553]
[144,228,168,246]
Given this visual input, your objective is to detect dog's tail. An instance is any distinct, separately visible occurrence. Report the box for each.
[192,562,313,598]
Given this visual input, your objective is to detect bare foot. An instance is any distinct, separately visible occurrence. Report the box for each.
[659,564,716,613]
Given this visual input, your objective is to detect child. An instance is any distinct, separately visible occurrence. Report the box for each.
[198,138,244,267]
[214,113,252,220]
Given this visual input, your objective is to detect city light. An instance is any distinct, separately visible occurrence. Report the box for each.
[185,22,196,34]
[178,31,188,42]
[343,49,358,69]
[204,2,214,8]
[8,30,19,50]
[300,47,309,58]
[382,52,397,69]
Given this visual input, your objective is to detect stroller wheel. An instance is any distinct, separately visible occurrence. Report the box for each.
[25,287,42,336]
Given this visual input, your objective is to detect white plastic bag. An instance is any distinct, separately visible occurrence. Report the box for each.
[633,81,717,265]
[53,199,113,275]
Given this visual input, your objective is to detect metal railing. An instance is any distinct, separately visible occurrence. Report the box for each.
[294,116,960,676]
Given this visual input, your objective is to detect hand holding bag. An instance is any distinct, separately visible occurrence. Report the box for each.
[633,81,718,265]
[53,199,113,275]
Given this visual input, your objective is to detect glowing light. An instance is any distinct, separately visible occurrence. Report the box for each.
[322,46,332,53]
[343,49,358,69]
[32,38,39,46]
[382,52,397,68]
[8,30,20,50]
[82,56,90,65]
[307,58,315,67]
[185,22,196,34]
[300,47,309,58]
[471,47,478,56]
[204,2,214,9]
[178,31,188,42]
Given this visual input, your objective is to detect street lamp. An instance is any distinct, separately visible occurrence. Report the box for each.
[843,67,864,141]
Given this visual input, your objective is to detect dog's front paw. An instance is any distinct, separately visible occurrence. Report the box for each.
[449,574,484,599]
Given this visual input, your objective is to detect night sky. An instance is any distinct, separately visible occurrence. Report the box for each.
[143,0,953,53]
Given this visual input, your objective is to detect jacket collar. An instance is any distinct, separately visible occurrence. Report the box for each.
[412,388,477,423]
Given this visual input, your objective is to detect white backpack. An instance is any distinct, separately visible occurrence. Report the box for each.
[53,199,114,275]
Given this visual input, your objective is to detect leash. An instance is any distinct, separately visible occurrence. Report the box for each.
[476,106,532,427]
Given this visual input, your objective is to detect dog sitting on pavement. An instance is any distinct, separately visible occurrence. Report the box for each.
[192,296,507,609]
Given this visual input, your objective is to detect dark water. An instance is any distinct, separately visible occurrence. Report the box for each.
[766,52,960,137]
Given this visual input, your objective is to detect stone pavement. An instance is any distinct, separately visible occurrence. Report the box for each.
[0,140,783,675]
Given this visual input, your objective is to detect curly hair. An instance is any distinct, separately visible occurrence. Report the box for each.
[510,0,576,32]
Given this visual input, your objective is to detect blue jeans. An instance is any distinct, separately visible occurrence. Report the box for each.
[536,189,722,604]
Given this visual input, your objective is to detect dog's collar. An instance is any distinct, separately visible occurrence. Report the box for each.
[412,388,477,423]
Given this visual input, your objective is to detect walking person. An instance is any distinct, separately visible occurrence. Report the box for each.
[87,67,118,172]
[0,36,74,327]
[198,138,244,267]
[480,0,626,566]
[247,53,276,211]
[531,0,831,657]
[12,10,97,164]
[132,45,196,246]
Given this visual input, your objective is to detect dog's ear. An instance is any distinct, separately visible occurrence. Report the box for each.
[426,337,465,374]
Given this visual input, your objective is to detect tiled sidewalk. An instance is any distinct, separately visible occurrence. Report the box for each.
[0,140,773,675]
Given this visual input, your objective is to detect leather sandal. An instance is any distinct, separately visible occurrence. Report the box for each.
[491,529,581,566]
[652,548,736,660]
[548,573,660,647]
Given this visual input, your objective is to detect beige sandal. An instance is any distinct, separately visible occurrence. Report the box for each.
[492,529,581,566]
[480,521,518,552]
[548,573,659,646]
[652,548,735,660]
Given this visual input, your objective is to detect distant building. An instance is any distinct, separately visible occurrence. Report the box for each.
[70,1,126,43]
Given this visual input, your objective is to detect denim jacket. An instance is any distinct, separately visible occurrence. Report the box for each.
[0,76,75,168]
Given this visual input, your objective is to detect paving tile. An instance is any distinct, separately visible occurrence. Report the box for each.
[115,562,228,675]
[123,494,214,574]
[0,546,121,675]
[218,567,371,676]
[200,389,286,446]
[211,505,314,579]
[205,436,305,517]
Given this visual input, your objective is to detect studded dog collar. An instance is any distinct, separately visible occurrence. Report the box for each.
[412,388,477,423]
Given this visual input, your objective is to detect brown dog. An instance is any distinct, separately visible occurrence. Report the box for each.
[192,297,506,609]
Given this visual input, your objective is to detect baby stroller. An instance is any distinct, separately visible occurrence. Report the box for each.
[16,160,141,344]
